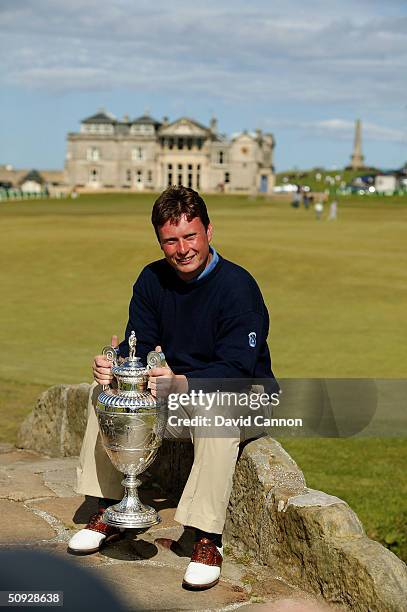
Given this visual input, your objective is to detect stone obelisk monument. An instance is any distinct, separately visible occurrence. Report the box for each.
[350,119,365,170]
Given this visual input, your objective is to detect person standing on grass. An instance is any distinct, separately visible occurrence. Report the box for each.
[328,200,337,221]
[68,185,278,591]
[291,188,301,208]
[314,200,324,220]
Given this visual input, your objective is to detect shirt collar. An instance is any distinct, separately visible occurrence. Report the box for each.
[186,246,219,283]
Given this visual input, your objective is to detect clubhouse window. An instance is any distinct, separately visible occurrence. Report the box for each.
[132,147,143,161]
[86,147,100,161]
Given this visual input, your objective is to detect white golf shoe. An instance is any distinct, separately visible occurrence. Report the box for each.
[182,538,223,589]
[67,511,123,554]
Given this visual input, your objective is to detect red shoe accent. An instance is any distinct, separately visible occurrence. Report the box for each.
[182,538,223,590]
[67,511,124,555]
[86,511,121,538]
[190,538,223,567]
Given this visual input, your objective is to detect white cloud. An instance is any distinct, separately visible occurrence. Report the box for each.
[1,0,406,168]
[0,0,406,110]
[274,118,406,143]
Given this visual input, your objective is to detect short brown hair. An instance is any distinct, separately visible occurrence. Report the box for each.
[151,186,210,239]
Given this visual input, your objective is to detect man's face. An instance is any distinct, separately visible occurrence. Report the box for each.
[158,214,213,281]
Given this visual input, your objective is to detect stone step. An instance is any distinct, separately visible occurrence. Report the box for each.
[0,449,333,611]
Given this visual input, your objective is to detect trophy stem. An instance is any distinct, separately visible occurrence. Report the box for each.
[102,473,161,529]
[123,474,142,496]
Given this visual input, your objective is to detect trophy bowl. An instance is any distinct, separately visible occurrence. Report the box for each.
[95,332,168,529]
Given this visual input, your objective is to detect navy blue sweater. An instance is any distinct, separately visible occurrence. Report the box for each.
[119,255,277,392]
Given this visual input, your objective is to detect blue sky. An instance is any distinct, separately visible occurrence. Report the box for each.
[1,0,406,171]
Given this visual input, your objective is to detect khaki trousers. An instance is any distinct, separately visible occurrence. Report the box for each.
[76,383,267,534]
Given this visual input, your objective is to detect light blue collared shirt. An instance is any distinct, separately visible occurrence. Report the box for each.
[187,246,219,283]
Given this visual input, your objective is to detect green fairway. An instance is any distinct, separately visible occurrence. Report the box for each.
[280,437,407,563]
[1,193,406,560]
[1,193,406,383]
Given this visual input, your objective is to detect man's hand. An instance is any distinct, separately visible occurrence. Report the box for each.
[92,335,119,386]
[148,345,188,398]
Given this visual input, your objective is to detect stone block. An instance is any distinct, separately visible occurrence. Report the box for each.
[0,449,45,466]
[15,384,407,610]
[89,564,248,610]
[225,437,407,611]
[27,496,89,530]
[0,467,55,501]
[17,383,90,457]
[0,500,56,543]
[0,443,15,454]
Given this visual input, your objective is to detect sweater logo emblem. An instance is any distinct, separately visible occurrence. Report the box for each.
[248,332,257,348]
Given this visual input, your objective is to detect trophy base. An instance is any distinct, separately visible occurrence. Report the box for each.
[102,503,161,530]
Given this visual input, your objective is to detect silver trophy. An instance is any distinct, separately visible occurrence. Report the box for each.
[96,331,168,529]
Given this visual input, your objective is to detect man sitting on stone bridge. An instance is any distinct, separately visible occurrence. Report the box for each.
[68,185,278,590]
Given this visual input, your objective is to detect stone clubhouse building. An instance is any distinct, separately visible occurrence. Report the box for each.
[65,110,275,194]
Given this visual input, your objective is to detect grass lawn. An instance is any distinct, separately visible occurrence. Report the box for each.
[1,193,406,560]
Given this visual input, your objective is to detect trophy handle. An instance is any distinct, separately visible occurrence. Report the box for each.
[101,345,119,391]
[146,350,168,369]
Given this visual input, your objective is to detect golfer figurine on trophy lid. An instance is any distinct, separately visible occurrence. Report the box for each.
[96,331,168,529]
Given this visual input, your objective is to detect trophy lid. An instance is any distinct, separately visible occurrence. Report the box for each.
[112,357,146,378]
[97,331,164,413]
[111,331,147,379]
